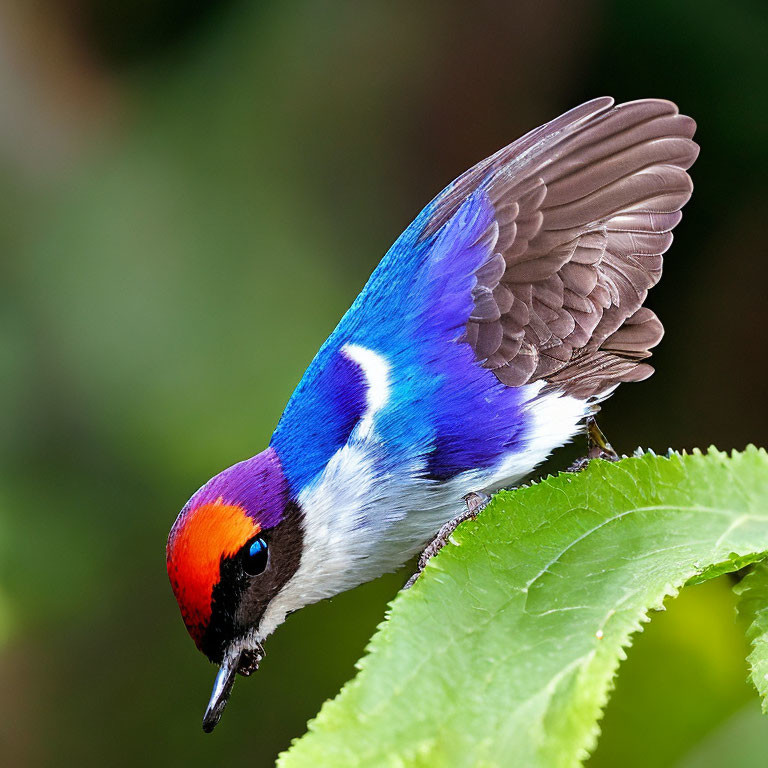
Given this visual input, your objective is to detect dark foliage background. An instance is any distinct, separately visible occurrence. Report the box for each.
[0,1,766,765]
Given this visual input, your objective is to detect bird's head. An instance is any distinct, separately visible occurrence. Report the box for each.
[166,447,302,731]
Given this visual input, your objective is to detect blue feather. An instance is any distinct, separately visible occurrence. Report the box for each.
[272,187,528,493]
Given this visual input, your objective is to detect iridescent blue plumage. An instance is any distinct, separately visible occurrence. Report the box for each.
[271,188,526,493]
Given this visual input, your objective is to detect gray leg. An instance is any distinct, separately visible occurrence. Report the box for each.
[404,491,490,589]
[568,415,620,472]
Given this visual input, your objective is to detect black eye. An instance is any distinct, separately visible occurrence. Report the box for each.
[242,536,269,576]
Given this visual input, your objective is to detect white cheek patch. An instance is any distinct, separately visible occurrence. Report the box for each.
[341,344,391,438]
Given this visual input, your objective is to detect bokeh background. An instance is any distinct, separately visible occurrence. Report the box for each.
[1,1,766,765]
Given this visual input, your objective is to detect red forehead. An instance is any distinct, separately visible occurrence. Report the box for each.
[166,499,260,645]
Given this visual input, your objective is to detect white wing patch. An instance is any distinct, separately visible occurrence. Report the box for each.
[342,343,391,438]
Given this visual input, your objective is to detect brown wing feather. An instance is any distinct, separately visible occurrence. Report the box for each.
[432,98,698,399]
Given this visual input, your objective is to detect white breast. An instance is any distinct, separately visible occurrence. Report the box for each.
[257,348,589,639]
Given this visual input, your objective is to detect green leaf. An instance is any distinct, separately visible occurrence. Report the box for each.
[278,447,768,768]
[735,560,768,710]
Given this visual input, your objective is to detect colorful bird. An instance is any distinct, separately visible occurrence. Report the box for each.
[166,97,698,731]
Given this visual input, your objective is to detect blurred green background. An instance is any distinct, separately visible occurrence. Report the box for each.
[0,0,766,765]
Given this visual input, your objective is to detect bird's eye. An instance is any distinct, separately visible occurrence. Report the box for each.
[242,536,269,576]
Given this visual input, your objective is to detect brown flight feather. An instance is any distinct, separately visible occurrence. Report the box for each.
[428,98,698,399]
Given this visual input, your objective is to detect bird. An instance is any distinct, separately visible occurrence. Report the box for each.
[166,97,698,731]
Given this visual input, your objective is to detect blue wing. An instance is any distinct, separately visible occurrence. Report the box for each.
[271,186,527,491]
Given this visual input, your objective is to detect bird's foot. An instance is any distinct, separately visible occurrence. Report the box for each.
[404,491,490,589]
[568,415,620,472]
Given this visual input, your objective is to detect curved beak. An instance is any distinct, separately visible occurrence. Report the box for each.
[202,640,265,733]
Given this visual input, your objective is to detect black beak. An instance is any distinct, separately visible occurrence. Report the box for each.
[202,643,264,732]
[202,655,238,733]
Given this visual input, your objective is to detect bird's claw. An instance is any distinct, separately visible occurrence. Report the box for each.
[404,491,490,589]
[568,415,620,472]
